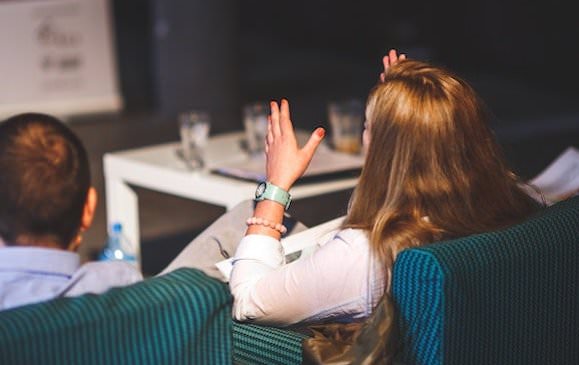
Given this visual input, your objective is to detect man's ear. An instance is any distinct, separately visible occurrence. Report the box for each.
[67,187,97,252]
[81,187,98,232]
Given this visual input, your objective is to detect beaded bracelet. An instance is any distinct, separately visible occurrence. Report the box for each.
[246,216,287,235]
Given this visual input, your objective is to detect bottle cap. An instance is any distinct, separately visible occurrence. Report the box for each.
[112,222,122,233]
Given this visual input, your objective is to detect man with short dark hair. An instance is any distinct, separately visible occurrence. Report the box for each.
[0,113,142,310]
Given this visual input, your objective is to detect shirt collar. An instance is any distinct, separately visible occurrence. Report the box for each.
[0,247,80,277]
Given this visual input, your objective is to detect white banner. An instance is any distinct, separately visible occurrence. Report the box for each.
[0,0,122,119]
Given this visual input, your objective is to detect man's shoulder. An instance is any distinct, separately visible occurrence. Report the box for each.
[64,260,143,297]
[81,259,140,273]
[79,260,143,282]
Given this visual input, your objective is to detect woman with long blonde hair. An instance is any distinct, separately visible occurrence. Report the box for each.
[229,50,538,328]
[346,56,538,270]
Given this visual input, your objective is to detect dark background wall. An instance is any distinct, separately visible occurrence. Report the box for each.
[111,0,578,110]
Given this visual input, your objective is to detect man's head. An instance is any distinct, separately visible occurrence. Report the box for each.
[0,113,96,250]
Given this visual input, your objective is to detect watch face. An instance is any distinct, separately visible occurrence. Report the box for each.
[255,181,267,198]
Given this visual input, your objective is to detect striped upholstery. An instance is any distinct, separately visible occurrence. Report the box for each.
[0,268,233,365]
[232,197,579,364]
[232,322,308,365]
[393,196,579,365]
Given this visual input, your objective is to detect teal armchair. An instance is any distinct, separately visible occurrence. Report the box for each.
[392,195,579,364]
[231,196,579,364]
[0,268,233,365]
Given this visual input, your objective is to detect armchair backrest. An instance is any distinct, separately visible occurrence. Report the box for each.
[392,196,579,365]
[0,268,233,365]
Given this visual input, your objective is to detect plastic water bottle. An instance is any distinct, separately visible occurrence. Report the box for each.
[99,222,138,265]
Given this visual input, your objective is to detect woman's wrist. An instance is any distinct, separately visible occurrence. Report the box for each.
[255,181,292,210]
[246,200,286,238]
[246,216,287,234]
[267,177,293,192]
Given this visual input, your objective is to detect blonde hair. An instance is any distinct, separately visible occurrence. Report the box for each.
[344,60,537,268]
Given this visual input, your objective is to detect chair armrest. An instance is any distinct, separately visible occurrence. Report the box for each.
[233,322,309,365]
[0,268,233,365]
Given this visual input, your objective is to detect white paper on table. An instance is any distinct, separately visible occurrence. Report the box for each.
[215,215,345,282]
[213,147,365,183]
[212,131,365,182]
[528,146,579,205]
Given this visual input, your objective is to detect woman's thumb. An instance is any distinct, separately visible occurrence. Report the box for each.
[302,127,325,157]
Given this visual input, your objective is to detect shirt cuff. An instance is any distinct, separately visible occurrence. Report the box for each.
[233,234,284,267]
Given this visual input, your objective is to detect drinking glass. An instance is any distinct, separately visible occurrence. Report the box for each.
[178,110,211,169]
[327,99,364,154]
[243,101,269,156]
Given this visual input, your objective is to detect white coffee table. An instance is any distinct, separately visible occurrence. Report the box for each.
[104,131,362,263]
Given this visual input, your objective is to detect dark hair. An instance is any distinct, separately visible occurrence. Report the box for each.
[0,113,90,248]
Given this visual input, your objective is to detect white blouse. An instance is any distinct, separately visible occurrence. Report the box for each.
[229,228,386,327]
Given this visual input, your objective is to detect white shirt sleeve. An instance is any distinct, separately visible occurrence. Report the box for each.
[229,229,380,326]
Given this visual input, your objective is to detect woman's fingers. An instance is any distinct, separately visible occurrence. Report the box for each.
[266,116,274,144]
[388,49,407,64]
[383,54,391,69]
[301,127,325,160]
[266,117,274,150]
[279,99,293,136]
[263,99,325,190]
[388,49,399,64]
[380,49,407,81]
[269,100,282,137]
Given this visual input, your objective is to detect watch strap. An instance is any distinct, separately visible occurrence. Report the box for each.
[255,181,291,210]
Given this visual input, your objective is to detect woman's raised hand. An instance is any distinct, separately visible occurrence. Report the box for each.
[379,49,407,82]
[265,99,325,191]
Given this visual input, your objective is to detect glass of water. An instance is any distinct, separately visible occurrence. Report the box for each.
[243,101,269,157]
[178,110,211,169]
[327,99,364,154]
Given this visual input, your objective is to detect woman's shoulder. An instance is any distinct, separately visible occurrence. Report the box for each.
[336,227,367,239]
[320,227,368,247]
